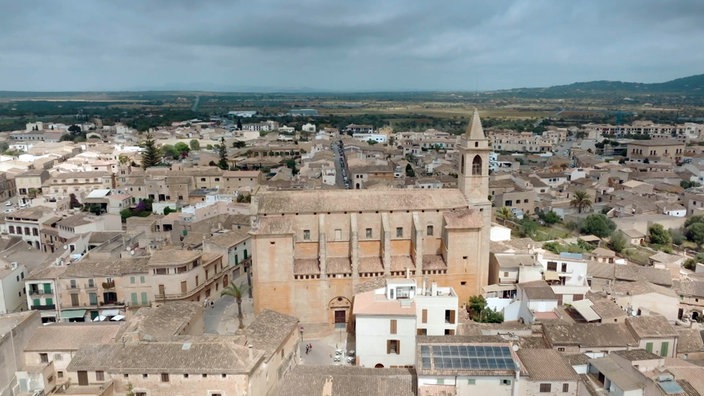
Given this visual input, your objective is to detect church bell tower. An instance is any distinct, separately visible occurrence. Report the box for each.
[458,109,490,206]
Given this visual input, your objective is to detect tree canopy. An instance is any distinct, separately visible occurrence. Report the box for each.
[570,190,592,214]
[580,214,616,238]
[140,133,162,169]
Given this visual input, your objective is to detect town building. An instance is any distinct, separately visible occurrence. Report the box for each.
[249,110,492,325]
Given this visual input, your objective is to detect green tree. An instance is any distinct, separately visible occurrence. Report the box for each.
[580,214,616,238]
[518,218,539,238]
[405,163,415,177]
[217,137,228,170]
[570,190,592,214]
[680,180,701,189]
[609,230,627,253]
[684,258,697,271]
[285,158,299,175]
[685,216,704,228]
[221,282,248,330]
[496,207,513,224]
[648,224,672,246]
[542,241,561,254]
[236,193,251,203]
[189,139,200,151]
[140,132,161,169]
[174,142,190,158]
[0,142,8,152]
[685,222,704,245]
[539,210,561,225]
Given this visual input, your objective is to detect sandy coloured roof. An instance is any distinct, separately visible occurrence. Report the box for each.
[352,290,416,316]
[126,301,203,341]
[5,206,53,220]
[520,280,557,300]
[543,322,637,348]
[443,208,482,229]
[587,262,672,287]
[50,170,112,179]
[61,257,150,277]
[56,213,93,228]
[589,356,647,391]
[147,248,202,266]
[25,323,123,351]
[67,339,262,374]
[673,279,704,298]
[675,329,704,354]
[612,349,662,362]
[274,365,414,396]
[254,188,468,214]
[243,310,299,358]
[626,315,677,339]
[493,253,537,269]
[649,251,683,265]
[517,349,579,381]
[206,228,251,248]
[612,280,678,298]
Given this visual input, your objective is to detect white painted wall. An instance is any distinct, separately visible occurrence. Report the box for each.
[355,315,416,368]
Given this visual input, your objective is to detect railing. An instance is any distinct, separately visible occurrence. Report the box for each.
[29,289,53,296]
[31,304,56,310]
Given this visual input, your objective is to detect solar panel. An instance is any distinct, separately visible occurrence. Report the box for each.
[422,344,516,371]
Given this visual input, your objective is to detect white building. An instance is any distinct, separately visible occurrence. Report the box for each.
[0,259,27,314]
[302,123,316,133]
[353,279,459,368]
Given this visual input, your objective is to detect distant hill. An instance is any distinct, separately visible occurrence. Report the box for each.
[496,74,704,99]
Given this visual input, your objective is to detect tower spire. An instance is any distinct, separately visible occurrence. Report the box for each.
[466,108,486,140]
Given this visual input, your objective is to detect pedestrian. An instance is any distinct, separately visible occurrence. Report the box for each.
[305,345,309,354]
[210,300,214,309]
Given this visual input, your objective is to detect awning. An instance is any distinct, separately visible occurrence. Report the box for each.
[111,314,125,321]
[544,271,560,281]
[93,315,107,322]
[100,309,120,317]
[483,284,517,292]
[571,299,600,322]
[60,309,87,320]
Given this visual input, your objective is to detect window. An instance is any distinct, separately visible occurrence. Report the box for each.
[547,261,557,271]
[303,229,310,240]
[467,379,476,385]
[540,383,551,392]
[396,227,403,238]
[472,155,482,175]
[96,371,105,381]
[365,228,372,238]
[387,339,400,354]
[130,276,135,284]
[40,353,48,363]
[390,319,397,334]
[427,225,434,236]
[562,383,569,392]
[161,373,169,382]
[501,379,512,385]
[183,373,189,378]
[58,371,64,379]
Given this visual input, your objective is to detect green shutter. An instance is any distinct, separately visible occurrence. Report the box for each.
[131,293,138,305]
[43,283,52,293]
[89,293,98,305]
[646,342,653,353]
[46,298,53,306]
[660,342,669,357]
[141,292,148,305]
[140,276,145,283]
[33,299,40,307]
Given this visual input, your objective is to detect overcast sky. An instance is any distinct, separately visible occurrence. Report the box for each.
[1,0,702,92]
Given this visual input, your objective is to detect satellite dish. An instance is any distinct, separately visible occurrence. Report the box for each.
[63,245,68,250]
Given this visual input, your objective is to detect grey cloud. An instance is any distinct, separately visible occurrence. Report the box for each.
[0,0,702,91]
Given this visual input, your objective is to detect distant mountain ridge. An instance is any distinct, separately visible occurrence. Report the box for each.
[499,74,704,98]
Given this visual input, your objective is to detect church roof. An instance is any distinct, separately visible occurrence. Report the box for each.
[466,109,487,140]
[255,189,469,214]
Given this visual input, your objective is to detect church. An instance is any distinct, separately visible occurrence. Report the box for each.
[249,110,491,325]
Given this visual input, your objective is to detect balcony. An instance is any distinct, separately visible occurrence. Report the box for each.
[31,304,56,310]
[29,289,53,296]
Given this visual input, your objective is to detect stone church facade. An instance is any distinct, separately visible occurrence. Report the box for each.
[249,110,491,325]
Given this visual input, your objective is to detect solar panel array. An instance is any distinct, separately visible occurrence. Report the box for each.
[420,345,516,371]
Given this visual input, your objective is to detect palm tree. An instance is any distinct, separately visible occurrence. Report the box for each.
[221,282,248,330]
[570,190,592,214]
[496,207,513,225]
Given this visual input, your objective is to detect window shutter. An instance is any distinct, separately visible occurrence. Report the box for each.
[422,309,428,323]
[390,319,397,334]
